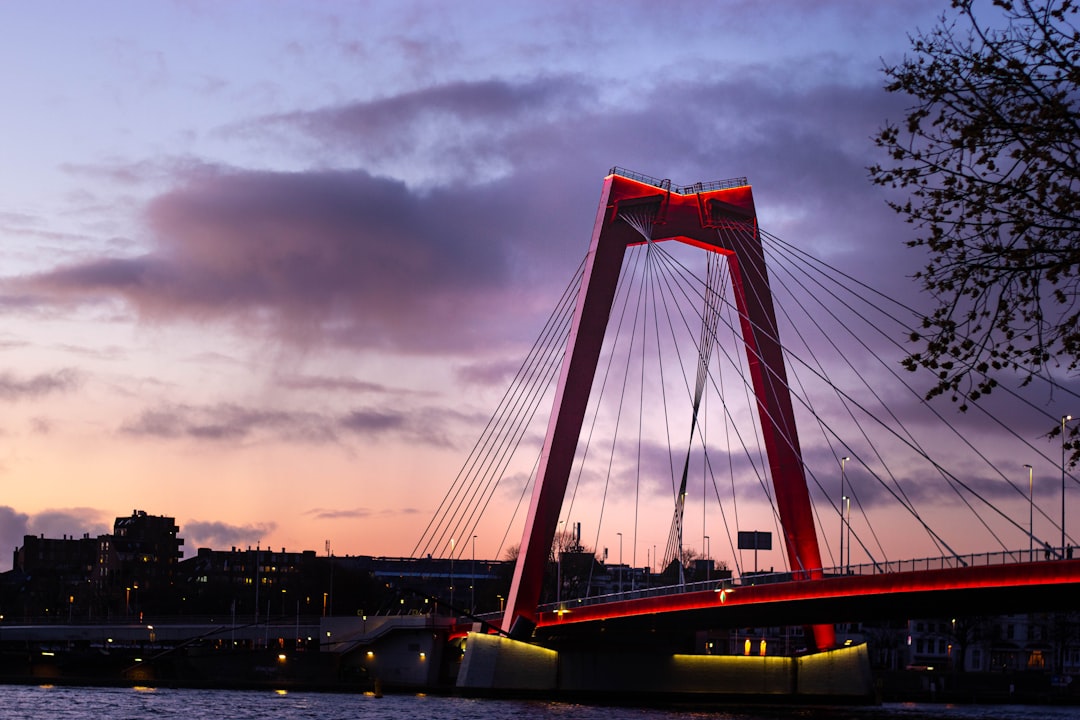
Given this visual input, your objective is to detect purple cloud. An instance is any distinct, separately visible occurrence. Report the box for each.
[0,506,30,570]
[277,374,390,394]
[120,403,339,444]
[0,369,80,401]
[339,408,405,435]
[116,400,477,448]
[183,520,277,550]
[305,507,418,521]
[0,71,922,358]
[0,507,113,572]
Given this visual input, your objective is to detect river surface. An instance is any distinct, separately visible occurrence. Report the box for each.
[2,686,1080,720]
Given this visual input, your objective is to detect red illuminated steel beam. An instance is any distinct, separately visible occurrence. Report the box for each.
[534,559,1080,633]
[501,170,832,649]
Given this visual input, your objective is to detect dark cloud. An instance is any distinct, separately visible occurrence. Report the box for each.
[8,167,537,352]
[306,507,373,520]
[29,508,111,539]
[120,403,339,444]
[0,506,30,571]
[0,71,923,357]
[339,409,405,435]
[338,405,480,447]
[0,507,114,572]
[117,400,473,448]
[303,507,419,521]
[277,374,389,394]
[0,507,115,571]
[183,520,277,550]
[0,368,80,401]
[270,77,591,152]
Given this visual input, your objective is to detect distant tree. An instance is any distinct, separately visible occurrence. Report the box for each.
[679,547,700,567]
[870,0,1080,458]
[500,529,595,565]
[550,529,588,559]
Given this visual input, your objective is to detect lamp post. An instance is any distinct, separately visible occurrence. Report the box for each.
[449,538,455,610]
[1024,464,1033,561]
[704,535,711,581]
[840,456,850,573]
[844,495,852,573]
[617,532,623,592]
[1063,416,1073,558]
[471,535,476,613]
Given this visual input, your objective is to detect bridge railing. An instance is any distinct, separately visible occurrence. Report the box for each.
[538,547,1064,614]
[833,546,1065,577]
[608,167,748,195]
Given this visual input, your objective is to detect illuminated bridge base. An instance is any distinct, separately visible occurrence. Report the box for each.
[458,632,874,702]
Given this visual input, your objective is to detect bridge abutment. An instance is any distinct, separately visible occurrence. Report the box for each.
[457,632,558,691]
[457,632,875,702]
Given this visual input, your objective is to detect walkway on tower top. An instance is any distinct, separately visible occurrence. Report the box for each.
[609,166,748,194]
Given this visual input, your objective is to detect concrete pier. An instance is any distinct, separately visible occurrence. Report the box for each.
[457,632,875,702]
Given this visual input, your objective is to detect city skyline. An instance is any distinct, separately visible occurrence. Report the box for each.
[0,2,1071,575]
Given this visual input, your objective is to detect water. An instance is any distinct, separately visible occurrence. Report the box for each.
[1,686,1079,720]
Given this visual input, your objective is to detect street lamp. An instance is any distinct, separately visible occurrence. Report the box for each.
[704,535,711,581]
[1024,464,1033,561]
[840,456,850,573]
[844,495,852,573]
[449,538,455,610]
[471,535,477,613]
[1063,415,1074,558]
[616,532,623,592]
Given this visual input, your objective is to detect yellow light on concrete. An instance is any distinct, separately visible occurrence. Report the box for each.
[419,652,426,660]
[278,654,287,662]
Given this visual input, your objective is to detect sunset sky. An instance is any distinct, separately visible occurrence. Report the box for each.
[1,1,1071,574]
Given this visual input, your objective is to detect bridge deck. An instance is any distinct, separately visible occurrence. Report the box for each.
[534,558,1080,640]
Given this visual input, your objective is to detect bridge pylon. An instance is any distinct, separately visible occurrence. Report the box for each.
[502,169,835,651]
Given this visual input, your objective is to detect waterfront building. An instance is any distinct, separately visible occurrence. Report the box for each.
[10,533,98,619]
[93,510,184,617]
[905,613,1080,675]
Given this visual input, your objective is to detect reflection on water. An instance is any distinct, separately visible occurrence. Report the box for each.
[1,686,1077,720]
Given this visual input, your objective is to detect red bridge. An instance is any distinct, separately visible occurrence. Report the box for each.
[415,168,1080,657]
